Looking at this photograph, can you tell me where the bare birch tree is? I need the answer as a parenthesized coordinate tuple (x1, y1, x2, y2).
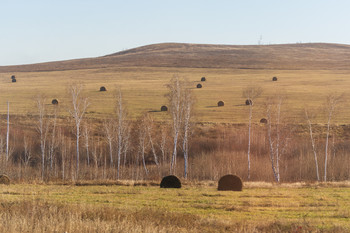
(114, 89, 129, 180)
(68, 84, 89, 179)
(22, 135, 32, 167)
(6, 101, 9, 162)
(324, 93, 342, 182)
(167, 76, 184, 175)
(304, 108, 320, 181)
(103, 119, 115, 169)
(83, 122, 91, 167)
(48, 105, 59, 173)
(36, 95, 50, 180)
(242, 86, 262, 180)
(138, 116, 149, 176)
(266, 95, 291, 182)
(144, 113, 160, 169)
(159, 125, 169, 166)
(182, 88, 193, 179)
(166, 76, 194, 177)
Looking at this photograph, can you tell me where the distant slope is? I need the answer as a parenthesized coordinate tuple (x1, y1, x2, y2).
(1, 42, 350, 72)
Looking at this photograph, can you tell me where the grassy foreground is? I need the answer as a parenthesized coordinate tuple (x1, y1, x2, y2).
(0, 182, 349, 232)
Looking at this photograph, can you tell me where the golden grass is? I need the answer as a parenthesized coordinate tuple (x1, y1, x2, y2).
(0, 182, 349, 232)
(1, 67, 350, 124)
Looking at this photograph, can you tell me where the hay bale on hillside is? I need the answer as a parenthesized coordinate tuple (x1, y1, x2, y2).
(12, 78, 16, 83)
(161, 105, 168, 111)
(217, 101, 224, 107)
(52, 99, 59, 105)
(100, 86, 107, 92)
(218, 174, 242, 191)
(272, 76, 278, 81)
(260, 118, 268, 124)
(201, 77, 206, 81)
(245, 99, 252, 105)
(197, 83, 202, 88)
(0, 174, 10, 185)
(160, 175, 181, 188)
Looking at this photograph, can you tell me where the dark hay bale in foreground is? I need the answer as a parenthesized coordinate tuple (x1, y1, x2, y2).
(260, 118, 268, 124)
(12, 78, 16, 83)
(245, 99, 252, 105)
(0, 174, 10, 185)
(218, 174, 243, 191)
(11, 75, 16, 80)
(201, 77, 206, 81)
(160, 175, 181, 188)
(100, 86, 107, 91)
(217, 101, 224, 107)
(196, 83, 202, 88)
(161, 105, 168, 111)
(272, 76, 278, 81)
(52, 99, 59, 105)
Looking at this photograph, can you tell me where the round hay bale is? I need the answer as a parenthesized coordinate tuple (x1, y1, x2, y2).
(12, 78, 16, 83)
(0, 174, 10, 185)
(196, 83, 202, 88)
(260, 118, 268, 124)
(272, 76, 278, 81)
(161, 105, 168, 111)
(245, 99, 252, 105)
(52, 99, 59, 105)
(11, 75, 16, 80)
(218, 174, 242, 191)
(201, 77, 206, 81)
(160, 175, 181, 188)
(100, 86, 107, 92)
(217, 101, 224, 107)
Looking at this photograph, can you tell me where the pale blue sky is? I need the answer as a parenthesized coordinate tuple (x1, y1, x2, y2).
(1, 0, 349, 65)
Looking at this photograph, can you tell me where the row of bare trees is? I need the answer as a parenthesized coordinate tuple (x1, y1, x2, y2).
(26, 78, 194, 181)
(243, 86, 344, 183)
(0, 79, 347, 183)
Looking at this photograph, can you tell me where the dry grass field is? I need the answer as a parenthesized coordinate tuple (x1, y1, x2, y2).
(0, 182, 350, 232)
(1, 67, 350, 124)
(1, 43, 350, 232)
(1, 43, 350, 124)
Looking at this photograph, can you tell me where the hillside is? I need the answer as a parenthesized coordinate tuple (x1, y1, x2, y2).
(1, 43, 350, 72)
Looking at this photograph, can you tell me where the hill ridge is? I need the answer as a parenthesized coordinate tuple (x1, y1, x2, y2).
(1, 42, 350, 72)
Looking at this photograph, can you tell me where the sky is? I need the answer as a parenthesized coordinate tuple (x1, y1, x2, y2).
(1, 0, 350, 66)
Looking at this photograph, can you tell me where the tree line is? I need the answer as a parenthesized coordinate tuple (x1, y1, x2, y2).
(0, 78, 348, 183)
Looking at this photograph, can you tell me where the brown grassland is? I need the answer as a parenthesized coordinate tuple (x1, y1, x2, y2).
(1, 43, 350, 232)
(1, 181, 350, 232)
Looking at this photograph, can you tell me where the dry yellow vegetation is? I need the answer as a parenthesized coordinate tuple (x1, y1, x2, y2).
(0, 67, 350, 124)
(0, 182, 349, 232)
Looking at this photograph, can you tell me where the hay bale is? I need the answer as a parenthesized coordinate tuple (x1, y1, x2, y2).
(52, 99, 59, 105)
(0, 174, 10, 185)
(217, 101, 224, 107)
(201, 77, 206, 81)
(272, 76, 278, 81)
(161, 105, 168, 111)
(11, 75, 16, 80)
(197, 83, 202, 88)
(160, 175, 181, 188)
(245, 99, 252, 105)
(12, 78, 16, 83)
(218, 174, 242, 191)
(100, 86, 107, 92)
(260, 118, 268, 124)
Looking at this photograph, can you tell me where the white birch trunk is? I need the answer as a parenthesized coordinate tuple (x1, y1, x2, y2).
(305, 109, 320, 181)
(6, 101, 9, 161)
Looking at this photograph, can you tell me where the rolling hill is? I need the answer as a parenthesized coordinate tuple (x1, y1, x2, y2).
(1, 42, 350, 72)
